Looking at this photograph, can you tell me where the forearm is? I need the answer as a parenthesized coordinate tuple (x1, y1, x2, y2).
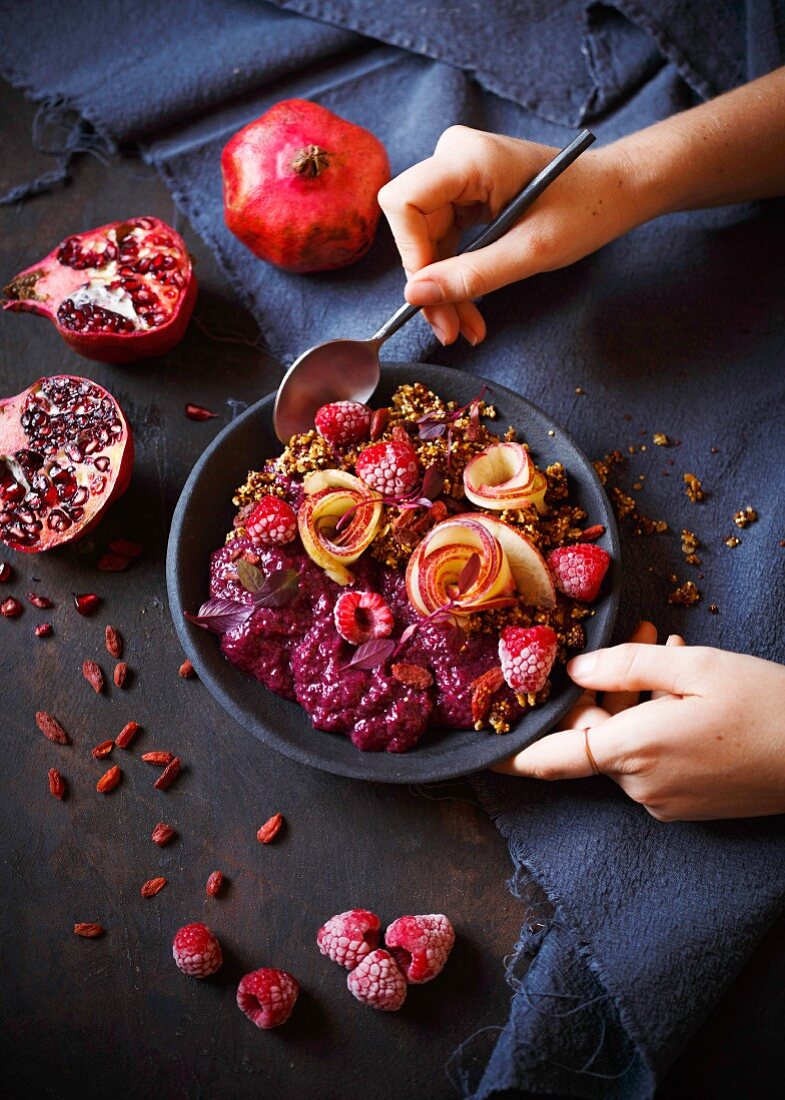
(605, 66, 785, 225)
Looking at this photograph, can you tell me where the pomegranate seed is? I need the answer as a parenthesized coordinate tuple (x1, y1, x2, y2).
(185, 403, 218, 421)
(73, 592, 100, 615)
(1, 597, 22, 618)
(0, 562, 11, 582)
(35, 622, 53, 638)
(27, 592, 52, 608)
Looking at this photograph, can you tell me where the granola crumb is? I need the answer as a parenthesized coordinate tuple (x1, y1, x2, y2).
(724, 535, 741, 548)
(683, 472, 705, 503)
(733, 506, 757, 528)
(681, 529, 701, 566)
(709, 603, 719, 614)
(668, 580, 701, 607)
(575, 387, 585, 396)
(710, 446, 719, 454)
(653, 432, 669, 447)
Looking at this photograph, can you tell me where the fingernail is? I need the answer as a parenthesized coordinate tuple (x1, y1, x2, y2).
(405, 279, 443, 306)
(568, 652, 596, 679)
(463, 327, 481, 347)
(431, 323, 447, 345)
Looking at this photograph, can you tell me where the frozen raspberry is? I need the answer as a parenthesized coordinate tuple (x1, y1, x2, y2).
(333, 591, 394, 645)
(172, 922, 222, 978)
(355, 440, 419, 497)
(547, 543, 610, 602)
(499, 625, 557, 694)
(385, 914, 455, 984)
(246, 495, 297, 546)
(347, 949, 407, 1011)
(314, 401, 372, 446)
(236, 967, 299, 1029)
(317, 908, 381, 970)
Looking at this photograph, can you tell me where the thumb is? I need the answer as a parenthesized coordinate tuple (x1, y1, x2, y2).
(404, 234, 532, 306)
(568, 641, 697, 696)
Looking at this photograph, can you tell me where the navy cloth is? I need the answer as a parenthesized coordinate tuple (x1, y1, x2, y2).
(2, 2, 785, 1096)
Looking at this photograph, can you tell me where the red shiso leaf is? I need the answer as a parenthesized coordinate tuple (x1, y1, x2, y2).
(457, 552, 481, 595)
(252, 567, 300, 609)
(420, 466, 443, 502)
(341, 638, 396, 672)
(185, 598, 253, 633)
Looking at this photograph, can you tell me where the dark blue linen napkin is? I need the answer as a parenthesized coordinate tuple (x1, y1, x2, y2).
(2, 2, 784, 1096)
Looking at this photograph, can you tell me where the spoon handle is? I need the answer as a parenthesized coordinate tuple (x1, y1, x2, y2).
(371, 127, 595, 345)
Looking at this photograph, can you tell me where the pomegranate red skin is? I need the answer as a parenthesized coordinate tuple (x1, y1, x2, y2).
(2, 217, 197, 364)
(0, 375, 133, 554)
(221, 99, 390, 273)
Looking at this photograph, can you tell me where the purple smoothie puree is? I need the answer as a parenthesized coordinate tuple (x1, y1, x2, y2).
(210, 535, 518, 753)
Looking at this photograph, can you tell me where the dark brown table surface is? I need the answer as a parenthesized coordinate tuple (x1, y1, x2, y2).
(1, 78, 783, 1100)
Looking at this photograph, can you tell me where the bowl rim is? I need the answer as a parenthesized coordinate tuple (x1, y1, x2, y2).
(166, 363, 621, 783)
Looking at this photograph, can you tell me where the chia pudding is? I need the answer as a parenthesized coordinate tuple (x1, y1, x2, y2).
(195, 383, 608, 754)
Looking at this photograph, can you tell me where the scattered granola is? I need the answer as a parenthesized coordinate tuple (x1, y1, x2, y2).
(668, 580, 701, 607)
(683, 472, 704, 503)
(653, 433, 669, 447)
(681, 529, 701, 566)
(733, 507, 757, 528)
(725, 535, 741, 548)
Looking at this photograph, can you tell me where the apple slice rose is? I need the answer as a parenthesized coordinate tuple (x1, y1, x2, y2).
(298, 469, 382, 585)
(468, 513, 556, 609)
(463, 442, 548, 513)
(405, 517, 516, 618)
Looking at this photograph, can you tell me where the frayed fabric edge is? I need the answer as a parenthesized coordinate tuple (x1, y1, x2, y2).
(0, 59, 117, 206)
(466, 773, 657, 1100)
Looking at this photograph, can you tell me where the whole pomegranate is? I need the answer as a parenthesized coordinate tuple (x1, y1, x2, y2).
(221, 99, 390, 273)
(2, 217, 196, 363)
(0, 375, 133, 552)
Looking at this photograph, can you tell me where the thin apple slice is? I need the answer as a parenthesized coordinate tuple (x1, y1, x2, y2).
(469, 513, 556, 609)
(298, 482, 382, 585)
(463, 442, 534, 509)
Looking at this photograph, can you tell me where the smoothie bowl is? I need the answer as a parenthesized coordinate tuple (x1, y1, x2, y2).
(167, 363, 619, 782)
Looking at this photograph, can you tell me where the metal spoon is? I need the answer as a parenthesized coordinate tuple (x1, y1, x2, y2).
(273, 128, 595, 442)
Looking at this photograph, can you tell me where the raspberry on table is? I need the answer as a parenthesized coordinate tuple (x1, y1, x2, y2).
(172, 922, 222, 978)
(333, 591, 394, 645)
(347, 949, 407, 1011)
(317, 908, 381, 970)
(314, 401, 372, 446)
(246, 495, 297, 546)
(384, 913, 455, 984)
(236, 967, 299, 1029)
(499, 625, 557, 694)
(355, 440, 419, 497)
(547, 543, 610, 602)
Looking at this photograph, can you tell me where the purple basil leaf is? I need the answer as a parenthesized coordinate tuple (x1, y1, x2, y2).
(398, 623, 419, 647)
(341, 637, 397, 671)
(418, 420, 446, 441)
(185, 598, 253, 634)
(235, 558, 265, 593)
(420, 465, 443, 502)
(457, 552, 481, 594)
(253, 567, 300, 609)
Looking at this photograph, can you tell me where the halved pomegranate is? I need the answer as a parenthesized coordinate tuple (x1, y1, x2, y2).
(2, 217, 196, 363)
(0, 375, 133, 553)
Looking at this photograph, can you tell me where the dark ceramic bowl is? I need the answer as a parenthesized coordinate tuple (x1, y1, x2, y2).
(166, 363, 620, 783)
